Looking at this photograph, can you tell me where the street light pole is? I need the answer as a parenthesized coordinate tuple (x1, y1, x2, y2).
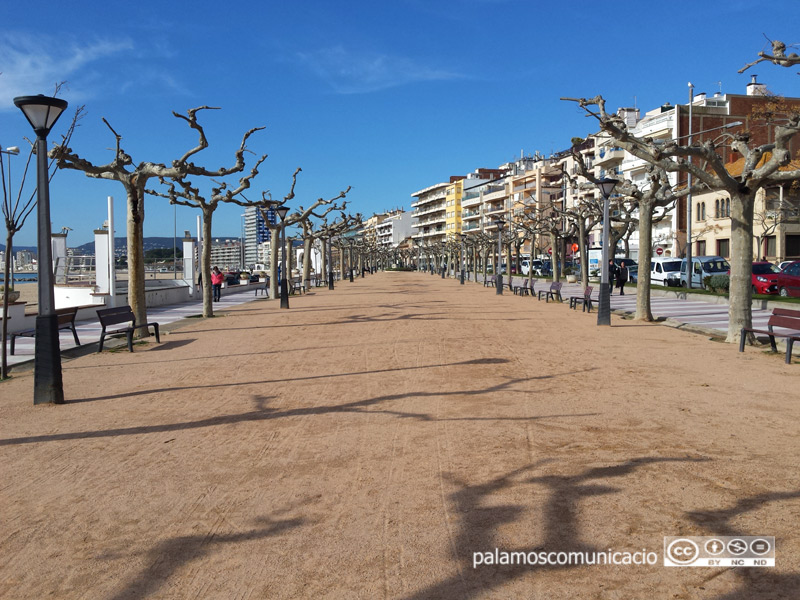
(460, 234, 465, 285)
(686, 82, 694, 289)
(13, 94, 68, 405)
(494, 218, 505, 295)
(276, 206, 290, 308)
(596, 178, 618, 326)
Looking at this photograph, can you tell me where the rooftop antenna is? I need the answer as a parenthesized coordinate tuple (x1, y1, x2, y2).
(717, 81, 723, 94)
(633, 95, 637, 109)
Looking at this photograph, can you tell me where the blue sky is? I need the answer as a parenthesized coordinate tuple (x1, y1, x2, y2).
(2, 0, 799, 247)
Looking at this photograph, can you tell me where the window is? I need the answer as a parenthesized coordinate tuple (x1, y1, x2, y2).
(696, 240, 706, 255)
(701, 203, 706, 220)
(696, 203, 701, 221)
(715, 199, 720, 218)
(725, 198, 730, 217)
(787, 235, 800, 258)
(765, 235, 777, 258)
(717, 239, 730, 258)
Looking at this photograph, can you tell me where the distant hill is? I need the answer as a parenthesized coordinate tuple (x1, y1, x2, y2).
(0, 244, 38, 255)
(71, 237, 188, 256)
(3, 236, 242, 257)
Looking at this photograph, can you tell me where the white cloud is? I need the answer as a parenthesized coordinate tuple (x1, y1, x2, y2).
(296, 45, 462, 94)
(0, 32, 133, 109)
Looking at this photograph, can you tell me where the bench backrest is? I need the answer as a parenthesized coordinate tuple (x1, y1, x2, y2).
(584, 286, 593, 298)
(97, 305, 136, 328)
(772, 307, 800, 319)
(768, 313, 800, 332)
(55, 306, 78, 326)
(550, 282, 563, 291)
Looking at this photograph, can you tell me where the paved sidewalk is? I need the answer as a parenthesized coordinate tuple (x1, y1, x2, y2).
(4, 288, 266, 368)
(488, 275, 781, 335)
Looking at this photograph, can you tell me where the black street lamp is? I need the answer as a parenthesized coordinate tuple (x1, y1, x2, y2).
(460, 234, 466, 285)
(595, 177, 619, 326)
(14, 94, 68, 405)
(493, 217, 505, 295)
(275, 205, 290, 308)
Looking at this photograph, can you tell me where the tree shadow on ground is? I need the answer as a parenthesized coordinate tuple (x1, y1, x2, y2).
(61, 357, 535, 401)
(108, 512, 306, 600)
(403, 456, 709, 599)
(686, 490, 800, 599)
(0, 367, 597, 446)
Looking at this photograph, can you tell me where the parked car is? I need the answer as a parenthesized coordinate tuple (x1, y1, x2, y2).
(650, 257, 682, 287)
(524, 259, 544, 275)
(777, 261, 794, 271)
(627, 264, 638, 283)
(613, 257, 637, 269)
(751, 261, 780, 295)
(776, 260, 800, 297)
(680, 256, 731, 289)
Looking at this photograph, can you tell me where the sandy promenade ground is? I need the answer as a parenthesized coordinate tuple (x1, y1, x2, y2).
(1, 272, 798, 599)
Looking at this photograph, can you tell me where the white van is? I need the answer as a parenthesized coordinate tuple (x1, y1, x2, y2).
(521, 259, 544, 276)
(680, 256, 730, 288)
(650, 257, 683, 287)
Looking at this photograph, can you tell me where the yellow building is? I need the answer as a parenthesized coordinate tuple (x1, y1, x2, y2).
(444, 179, 463, 239)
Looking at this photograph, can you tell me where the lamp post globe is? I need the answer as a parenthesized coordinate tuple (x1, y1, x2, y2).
(13, 94, 69, 405)
(595, 177, 618, 326)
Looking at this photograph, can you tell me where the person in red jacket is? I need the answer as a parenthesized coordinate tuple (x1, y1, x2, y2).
(210, 266, 224, 302)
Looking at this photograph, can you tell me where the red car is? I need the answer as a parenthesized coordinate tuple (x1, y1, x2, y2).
(776, 260, 800, 297)
(751, 262, 780, 295)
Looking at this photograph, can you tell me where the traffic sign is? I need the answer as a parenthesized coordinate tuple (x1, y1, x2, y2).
(572, 243, 579, 252)
(547, 248, 552, 255)
(656, 247, 664, 256)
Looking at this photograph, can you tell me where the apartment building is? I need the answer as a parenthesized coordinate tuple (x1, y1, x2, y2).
(210, 239, 243, 271)
(609, 76, 800, 260)
(244, 206, 275, 268)
(375, 210, 414, 247)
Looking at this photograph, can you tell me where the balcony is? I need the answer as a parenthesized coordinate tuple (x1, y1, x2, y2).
(594, 147, 624, 168)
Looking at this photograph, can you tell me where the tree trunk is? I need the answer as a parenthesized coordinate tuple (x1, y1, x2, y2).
(302, 235, 312, 290)
(320, 238, 328, 283)
(126, 186, 148, 336)
(269, 225, 280, 299)
(201, 207, 214, 318)
(550, 231, 560, 282)
(635, 202, 655, 322)
(727, 192, 756, 344)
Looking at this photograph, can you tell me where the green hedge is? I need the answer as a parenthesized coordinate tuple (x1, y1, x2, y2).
(704, 274, 730, 292)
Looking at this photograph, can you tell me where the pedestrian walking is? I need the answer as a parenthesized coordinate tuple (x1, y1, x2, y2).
(211, 266, 224, 302)
(617, 263, 629, 295)
(608, 259, 618, 291)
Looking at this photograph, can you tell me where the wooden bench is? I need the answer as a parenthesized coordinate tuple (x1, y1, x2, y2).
(569, 286, 594, 312)
(513, 279, 530, 296)
(483, 275, 496, 288)
(97, 305, 160, 353)
(739, 307, 800, 364)
(538, 281, 563, 303)
(10, 306, 81, 355)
